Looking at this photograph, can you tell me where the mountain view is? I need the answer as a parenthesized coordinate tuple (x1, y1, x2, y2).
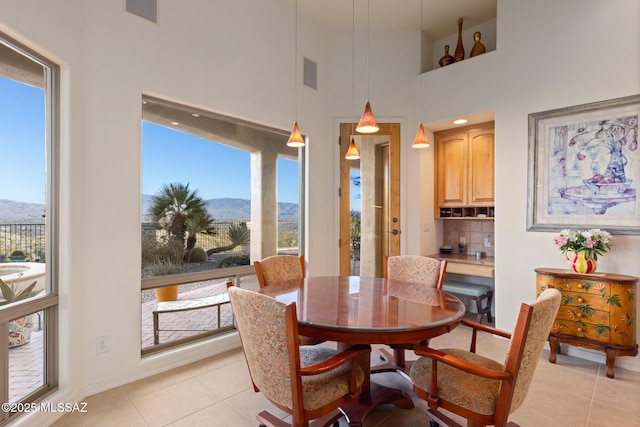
(0, 197, 298, 223)
(141, 196, 298, 222)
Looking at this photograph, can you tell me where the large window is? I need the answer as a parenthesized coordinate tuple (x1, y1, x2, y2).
(0, 34, 59, 424)
(141, 96, 304, 353)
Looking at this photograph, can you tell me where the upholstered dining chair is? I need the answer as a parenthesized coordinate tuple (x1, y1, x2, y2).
(254, 254, 323, 346)
(254, 254, 306, 288)
(373, 255, 447, 375)
(228, 286, 368, 427)
(409, 288, 561, 427)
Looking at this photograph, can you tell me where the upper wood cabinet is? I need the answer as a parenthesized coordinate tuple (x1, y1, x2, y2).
(435, 122, 494, 219)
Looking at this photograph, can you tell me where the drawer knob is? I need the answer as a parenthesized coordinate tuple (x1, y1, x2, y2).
(578, 298, 584, 303)
(577, 313, 583, 318)
(577, 284, 584, 289)
(577, 327, 583, 332)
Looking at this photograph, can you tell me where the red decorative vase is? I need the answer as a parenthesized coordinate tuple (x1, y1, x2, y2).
(566, 250, 597, 274)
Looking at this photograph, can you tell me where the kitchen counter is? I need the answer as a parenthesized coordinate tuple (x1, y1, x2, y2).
(427, 253, 495, 278)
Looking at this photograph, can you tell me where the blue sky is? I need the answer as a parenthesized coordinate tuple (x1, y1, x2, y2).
(142, 122, 300, 204)
(0, 77, 46, 204)
(0, 75, 300, 205)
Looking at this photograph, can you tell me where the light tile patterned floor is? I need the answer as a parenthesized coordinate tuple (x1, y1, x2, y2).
(50, 319, 640, 427)
(10, 278, 247, 401)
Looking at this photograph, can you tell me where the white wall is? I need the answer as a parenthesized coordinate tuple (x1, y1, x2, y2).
(0, 0, 638, 424)
(422, 0, 640, 372)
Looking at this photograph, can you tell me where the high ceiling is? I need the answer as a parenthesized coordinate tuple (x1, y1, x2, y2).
(284, 0, 497, 40)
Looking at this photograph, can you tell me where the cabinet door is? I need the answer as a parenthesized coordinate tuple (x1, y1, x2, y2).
(469, 127, 495, 205)
(437, 133, 467, 207)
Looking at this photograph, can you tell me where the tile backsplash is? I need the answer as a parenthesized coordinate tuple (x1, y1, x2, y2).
(442, 220, 494, 257)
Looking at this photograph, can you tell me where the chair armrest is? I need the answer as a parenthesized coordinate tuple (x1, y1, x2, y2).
(413, 345, 512, 381)
(461, 318, 511, 353)
(299, 344, 370, 376)
(461, 319, 511, 339)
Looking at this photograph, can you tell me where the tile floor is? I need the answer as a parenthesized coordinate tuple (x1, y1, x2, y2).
(51, 319, 640, 427)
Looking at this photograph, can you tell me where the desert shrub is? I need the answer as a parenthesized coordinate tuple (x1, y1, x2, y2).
(10, 250, 25, 257)
(218, 254, 250, 268)
(189, 247, 208, 263)
(149, 260, 180, 276)
(141, 235, 184, 266)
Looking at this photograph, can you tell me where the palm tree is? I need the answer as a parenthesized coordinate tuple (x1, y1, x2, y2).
(148, 183, 214, 254)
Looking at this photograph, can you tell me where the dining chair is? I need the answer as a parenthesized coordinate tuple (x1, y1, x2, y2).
(228, 286, 369, 427)
(373, 255, 447, 375)
(254, 254, 306, 288)
(254, 254, 323, 346)
(409, 288, 561, 427)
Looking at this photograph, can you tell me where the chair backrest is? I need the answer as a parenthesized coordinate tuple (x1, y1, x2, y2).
(228, 286, 300, 411)
(254, 254, 305, 288)
(499, 288, 561, 419)
(384, 255, 447, 301)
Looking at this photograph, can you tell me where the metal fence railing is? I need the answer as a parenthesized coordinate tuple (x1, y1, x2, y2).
(142, 221, 299, 253)
(0, 223, 46, 262)
(0, 221, 299, 263)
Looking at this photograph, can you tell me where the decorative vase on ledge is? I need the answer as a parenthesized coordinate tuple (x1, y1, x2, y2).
(454, 18, 465, 62)
(566, 250, 598, 274)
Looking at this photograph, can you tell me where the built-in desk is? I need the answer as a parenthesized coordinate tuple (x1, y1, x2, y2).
(427, 253, 495, 278)
(428, 254, 495, 323)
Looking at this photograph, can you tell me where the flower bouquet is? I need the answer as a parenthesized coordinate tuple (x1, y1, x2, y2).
(553, 229, 612, 273)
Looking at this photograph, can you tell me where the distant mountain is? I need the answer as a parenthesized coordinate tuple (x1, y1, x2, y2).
(0, 199, 45, 223)
(142, 196, 297, 222)
(0, 196, 298, 223)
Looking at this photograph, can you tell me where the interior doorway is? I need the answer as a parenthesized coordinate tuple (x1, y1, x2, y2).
(339, 123, 400, 276)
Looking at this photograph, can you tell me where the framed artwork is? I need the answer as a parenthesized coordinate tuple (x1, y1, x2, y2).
(527, 94, 640, 234)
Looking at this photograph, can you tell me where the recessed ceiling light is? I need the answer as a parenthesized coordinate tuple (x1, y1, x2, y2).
(170, 121, 179, 126)
(453, 119, 468, 125)
(191, 113, 200, 117)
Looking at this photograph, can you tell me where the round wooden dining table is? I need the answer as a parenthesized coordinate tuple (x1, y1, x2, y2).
(258, 275, 466, 426)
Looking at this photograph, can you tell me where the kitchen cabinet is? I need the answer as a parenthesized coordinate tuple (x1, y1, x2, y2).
(535, 268, 638, 378)
(434, 122, 494, 219)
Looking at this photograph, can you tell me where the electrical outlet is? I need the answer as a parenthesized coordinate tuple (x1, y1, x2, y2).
(423, 223, 429, 232)
(96, 336, 109, 354)
(484, 234, 492, 247)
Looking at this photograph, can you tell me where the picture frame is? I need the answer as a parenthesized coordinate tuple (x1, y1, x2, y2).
(527, 94, 640, 234)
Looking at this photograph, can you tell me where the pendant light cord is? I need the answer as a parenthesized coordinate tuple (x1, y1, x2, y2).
(352, 0, 356, 134)
(419, 0, 422, 122)
(294, 0, 298, 122)
(366, 0, 370, 101)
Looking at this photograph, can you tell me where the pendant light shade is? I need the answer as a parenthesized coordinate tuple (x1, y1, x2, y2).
(412, 123, 430, 148)
(287, 121, 304, 147)
(345, 137, 360, 160)
(356, 100, 379, 133)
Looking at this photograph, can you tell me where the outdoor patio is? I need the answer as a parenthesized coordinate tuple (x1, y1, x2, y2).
(9, 274, 261, 402)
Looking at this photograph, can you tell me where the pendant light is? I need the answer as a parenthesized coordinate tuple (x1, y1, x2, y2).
(356, 0, 379, 134)
(287, 0, 304, 147)
(345, 0, 360, 160)
(412, 0, 430, 148)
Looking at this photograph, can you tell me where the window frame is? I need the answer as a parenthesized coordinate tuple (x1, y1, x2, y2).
(0, 31, 60, 422)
